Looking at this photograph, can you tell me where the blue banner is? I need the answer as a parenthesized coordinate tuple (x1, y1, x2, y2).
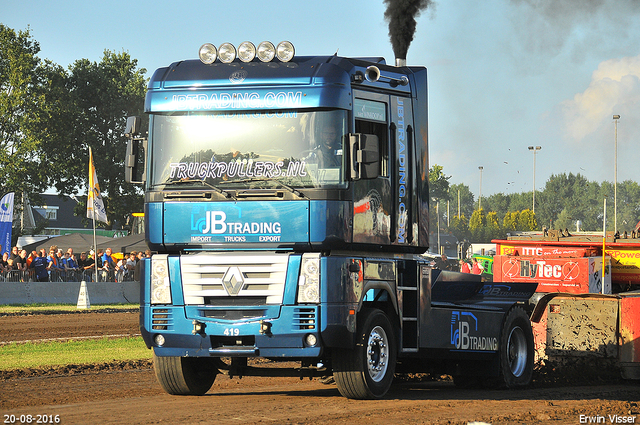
(0, 192, 15, 255)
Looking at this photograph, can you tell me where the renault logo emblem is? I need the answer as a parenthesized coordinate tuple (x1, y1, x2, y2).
(222, 266, 244, 296)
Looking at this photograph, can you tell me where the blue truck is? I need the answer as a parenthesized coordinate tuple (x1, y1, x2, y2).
(125, 41, 537, 399)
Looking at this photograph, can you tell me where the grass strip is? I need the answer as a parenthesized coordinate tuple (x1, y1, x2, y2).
(0, 336, 151, 370)
(0, 304, 138, 314)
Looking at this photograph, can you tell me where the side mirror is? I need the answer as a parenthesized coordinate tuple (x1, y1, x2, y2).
(349, 133, 380, 180)
(125, 116, 146, 185)
(125, 116, 141, 138)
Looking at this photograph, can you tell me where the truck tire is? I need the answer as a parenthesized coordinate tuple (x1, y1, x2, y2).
(495, 306, 534, 388)
(153, 353, 218, 395)
(333, 308, 397, 399)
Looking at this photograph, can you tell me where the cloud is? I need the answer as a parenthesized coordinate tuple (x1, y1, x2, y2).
(560, 55, 640, 142)
(508, 0, 640, 61)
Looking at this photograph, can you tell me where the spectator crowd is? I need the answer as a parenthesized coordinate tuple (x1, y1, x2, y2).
(0, 244, 150, 283)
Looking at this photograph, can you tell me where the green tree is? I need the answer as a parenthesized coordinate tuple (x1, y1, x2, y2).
(518, 209, 537, 231)
(503, 211, 519, 232)
(554, 207, 574, 231)
(0, 25, 49, 197)
(486, 211, 502, 240)
(469, 208, 487, 242)
(38, 50, 148, 228)
(429, 164, 451, 237)
(449, 213, 469, 242)
(449, 183, 475, 222)
(429, 164, 450, 201)
(484, 192, 510, 216)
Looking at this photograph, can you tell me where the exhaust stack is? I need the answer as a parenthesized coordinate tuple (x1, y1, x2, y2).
(384, 0, 432, 67)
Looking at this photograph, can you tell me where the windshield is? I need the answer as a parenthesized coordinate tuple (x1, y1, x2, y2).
(148, 110, 348, 189)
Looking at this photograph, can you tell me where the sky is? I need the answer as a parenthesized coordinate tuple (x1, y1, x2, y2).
(3, 0, 640, 198)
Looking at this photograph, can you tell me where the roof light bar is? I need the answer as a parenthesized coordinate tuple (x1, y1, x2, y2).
(198, 43, 217, 64)
(257, 41, 276, 62)
(199, 41, 294, 64)
(218, 43, 236, 63)
(276, 41, 295, 62)
(238, 41, 256, 62)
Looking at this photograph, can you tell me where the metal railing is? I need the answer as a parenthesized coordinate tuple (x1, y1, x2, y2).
(0, 268, 137, 283)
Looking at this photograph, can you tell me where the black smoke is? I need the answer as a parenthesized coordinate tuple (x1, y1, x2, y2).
(383, 0, 434, 60)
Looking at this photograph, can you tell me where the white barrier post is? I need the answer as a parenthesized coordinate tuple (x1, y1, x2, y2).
(77, 280, 91, 309)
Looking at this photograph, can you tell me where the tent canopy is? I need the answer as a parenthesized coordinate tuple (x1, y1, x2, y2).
(24, 233, 113, 254)
(97, 233, 148, 254)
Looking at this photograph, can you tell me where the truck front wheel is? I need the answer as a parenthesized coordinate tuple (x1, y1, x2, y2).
(153, 353, 218, 395)
(496, 306, 534, 388)
(333, 308, 397, 399)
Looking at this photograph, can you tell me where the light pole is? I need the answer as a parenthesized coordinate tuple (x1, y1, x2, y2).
(478, 166, 483, 210)
(528, 146, 542, 214)
(613, 114, 620, 234)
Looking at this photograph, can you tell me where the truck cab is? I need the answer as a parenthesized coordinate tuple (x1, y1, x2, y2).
(127, 41, 535, 399)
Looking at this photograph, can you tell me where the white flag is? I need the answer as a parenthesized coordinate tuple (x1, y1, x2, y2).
(87, 148, 108, 224)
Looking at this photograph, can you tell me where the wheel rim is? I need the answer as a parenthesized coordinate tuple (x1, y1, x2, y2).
(366, 325, 389, 382)
(507, 325, 527, 377)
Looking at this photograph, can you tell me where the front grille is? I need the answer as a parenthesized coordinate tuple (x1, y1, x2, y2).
(151, 308, 173, 330)
(293, 307, 316, 330)
(201, 310, 267, 320)
(181, 253, 288, 305)
(204, 296, 267, 306)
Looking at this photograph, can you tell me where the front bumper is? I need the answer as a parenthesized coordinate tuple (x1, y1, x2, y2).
(142, 304, 323, 358)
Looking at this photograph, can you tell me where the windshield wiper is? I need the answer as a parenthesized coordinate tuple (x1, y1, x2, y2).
(219, 178, 308, 199)
(160, 179, 235, 199)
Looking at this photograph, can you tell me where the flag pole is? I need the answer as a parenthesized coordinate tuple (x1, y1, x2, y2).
(93, 210, 98, 282)
(87, 147, 108, 282)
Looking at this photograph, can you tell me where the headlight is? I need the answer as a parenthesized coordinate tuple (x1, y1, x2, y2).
(276, 41, 295, 62)
(238, 41, 256, 62)
(198, 41, 295, 63)
(151, 254, 171, 304)
(257, 41, 276, 62)
(218, 42, 237, 63)
(199, 43, 217, 64)
(297, 254, 320, 303)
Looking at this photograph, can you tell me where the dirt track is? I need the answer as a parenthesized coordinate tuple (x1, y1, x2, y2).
(1, 310, 639, 424)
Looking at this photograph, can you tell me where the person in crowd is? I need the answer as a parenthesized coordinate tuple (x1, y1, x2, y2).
(6, 258, 14, 272)
(471, 257, 485, 275)
(102, 248, 115, 271)
(66, 248, 76, 272)
(56, 249, 64, 268)
(133, 251, 146, 282)
(95, 248, 108, 281)
(15, 249, 27, 271)
(46, 246, 64, 281)
(77, 251, 94, 270)
(26, 251, 37, 268)
(434, 254, 451, 271)
(114, 255, 126, 282)
(125, 251, 137, 277)
(459, 259, 471, 273)
(77, 251, 95, 281)
(26, 251, 37, 281)
(14, 249, 28, 281)
(31, 249, 49, 282)
(0, 252, 8, 272)
(8, 246, 22, 279)
(9, 246, 19, 262)
(62, 250, 80, 281)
